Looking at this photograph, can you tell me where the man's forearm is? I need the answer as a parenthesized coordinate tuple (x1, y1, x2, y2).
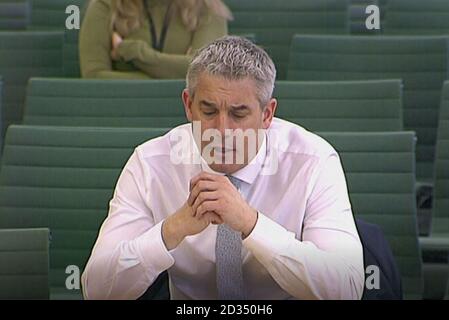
(243, 213, 365, 299)
(82, 220, 175, 299)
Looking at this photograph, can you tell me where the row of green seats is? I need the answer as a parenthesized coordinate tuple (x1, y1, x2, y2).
(0, 31, 63, 144)
(323, 131, 421, 299)
(0, 5, 448, 148)
(0, 0, 87, 31)
(349, 0, 384, 35)
(0, 126, 422, 299)
(0, 30, 254, 143)
(1, 0, 349, 79)
(3, 0, 449, 80)
(384, 0, 449, 35)
(287, 34, 448, 182)
(28, 0, 86, 30)
(0, 125, 167, 299)
(350, 0, 449, 35)
(223, 0, 449, 75)
(226, 0, 350, 79)
(4, 0, 449, 35)
(23, 78, 403, 132)
(3, 0, 347, 80)
(2, 32, 447, 168)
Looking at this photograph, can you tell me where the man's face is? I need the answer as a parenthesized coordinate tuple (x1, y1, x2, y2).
(182, 72, 277, 174)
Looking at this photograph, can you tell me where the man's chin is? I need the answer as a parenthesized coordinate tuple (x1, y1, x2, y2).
(208, 163, 246, 175)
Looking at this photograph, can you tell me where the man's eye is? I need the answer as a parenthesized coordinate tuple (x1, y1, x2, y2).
(202, 111, 216, 116)
(232, 113, 246, 119)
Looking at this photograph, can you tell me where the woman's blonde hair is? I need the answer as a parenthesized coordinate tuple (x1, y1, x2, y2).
(110, 0, 232, 37)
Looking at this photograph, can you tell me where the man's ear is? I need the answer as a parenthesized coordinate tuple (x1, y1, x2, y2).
(262, 98, 277, 129)
(182, 89, 194, 122)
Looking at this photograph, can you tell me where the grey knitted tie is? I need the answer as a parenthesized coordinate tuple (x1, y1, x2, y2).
(215, 175, 245, 300)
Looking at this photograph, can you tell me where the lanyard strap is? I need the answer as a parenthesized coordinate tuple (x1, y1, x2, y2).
(144, 0, 173, 52)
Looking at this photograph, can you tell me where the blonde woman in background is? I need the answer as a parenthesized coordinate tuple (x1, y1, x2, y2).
(80, 0, 232, 79)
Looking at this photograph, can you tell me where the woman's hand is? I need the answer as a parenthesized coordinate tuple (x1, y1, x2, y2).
(111, 32, 123, 61)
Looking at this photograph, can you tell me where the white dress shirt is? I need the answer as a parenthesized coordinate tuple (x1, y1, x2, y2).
(81, 118, 365, 300)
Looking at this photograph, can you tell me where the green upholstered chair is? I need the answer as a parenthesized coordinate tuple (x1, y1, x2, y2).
(63, 29, 80, 77)
(349, 0, 383, 34)
(24, 78, 402, 133)
(384, 0, 449, 35)
(29, 0, 86, 30)
(24, 79, 187, 128)
(0, 228, 50, 299)
(321, 131, 422, 300)
(0, 125, 169, 299)
(287, 34, 448, 182)
(28, 0, 87, 76)
(275, 79, 402, 132)
(0, 31, 63, 145)
(226, 0, 349, 79)
(0, 0, 30, 30)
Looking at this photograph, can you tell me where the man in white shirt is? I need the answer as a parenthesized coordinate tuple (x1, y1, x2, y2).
(82, 36, 365, 300)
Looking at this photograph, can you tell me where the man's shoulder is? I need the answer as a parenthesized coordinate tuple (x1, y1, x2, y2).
(269, 118, 338, 160)
(135, 123, 192, 160)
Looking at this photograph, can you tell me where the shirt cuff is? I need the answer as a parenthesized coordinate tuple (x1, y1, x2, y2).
(135, 220, 175, 276)
(243, 212, 296, 259)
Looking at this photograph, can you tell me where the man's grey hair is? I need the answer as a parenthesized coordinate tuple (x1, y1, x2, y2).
(186, 36, 277, 107)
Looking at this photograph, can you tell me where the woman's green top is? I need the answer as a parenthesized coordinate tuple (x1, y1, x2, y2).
(80, 0, 228, 79)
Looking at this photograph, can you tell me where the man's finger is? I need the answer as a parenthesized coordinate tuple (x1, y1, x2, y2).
(190, 171, 223, 191)
(197, 200, 220, 218)
(188, 180, 218, 206)
(192, 191, 219, 217)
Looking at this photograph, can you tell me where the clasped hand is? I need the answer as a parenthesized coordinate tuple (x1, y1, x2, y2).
(162, 172, 258, 250)
(188, 172, 257, 236)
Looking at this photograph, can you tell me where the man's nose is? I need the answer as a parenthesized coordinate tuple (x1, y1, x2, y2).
(215, 113, 231, 136)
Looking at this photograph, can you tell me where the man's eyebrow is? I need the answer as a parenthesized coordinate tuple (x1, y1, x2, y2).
(199, 100, 216, 107)
(231, 105, 250, 111)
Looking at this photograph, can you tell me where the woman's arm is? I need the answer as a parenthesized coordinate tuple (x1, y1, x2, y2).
(116, 13, 228, 78)
(79, 0, 150, 79)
